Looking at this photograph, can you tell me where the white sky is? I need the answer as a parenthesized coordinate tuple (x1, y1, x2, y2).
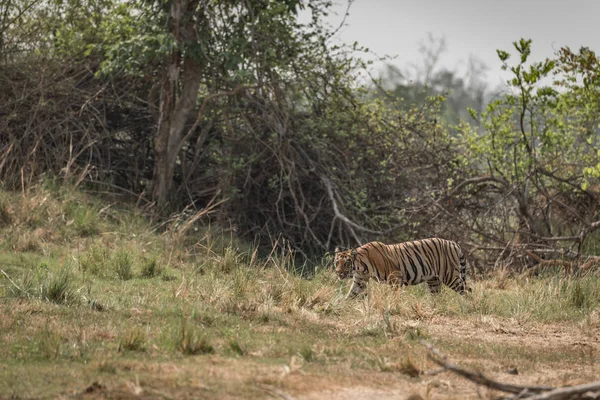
(307, 0, 600, 87)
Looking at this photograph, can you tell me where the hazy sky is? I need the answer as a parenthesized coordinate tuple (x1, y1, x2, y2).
(313, 0, 600, 86)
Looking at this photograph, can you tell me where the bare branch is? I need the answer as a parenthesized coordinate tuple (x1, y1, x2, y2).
(523, 381, 600, 400)
(180, 85, 251, 152)
(420, 340, 553, 395)
(321, 175, 382, 236)
(445, 175, 508, 199)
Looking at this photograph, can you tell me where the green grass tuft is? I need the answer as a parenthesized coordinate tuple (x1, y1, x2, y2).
(140, 256, 162, 278)
(118, 329, 147, 352)
(113, 250, 133, 280)
(43, 268, 77, 305)
(176, 319, 214, 356)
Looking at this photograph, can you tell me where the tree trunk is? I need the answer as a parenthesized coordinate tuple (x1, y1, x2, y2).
(151, 0, 202, 207)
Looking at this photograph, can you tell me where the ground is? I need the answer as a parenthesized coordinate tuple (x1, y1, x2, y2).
(0, 187, 599, 399)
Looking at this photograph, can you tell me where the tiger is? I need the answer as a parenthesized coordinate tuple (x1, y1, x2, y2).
(334, 238, 470, 298)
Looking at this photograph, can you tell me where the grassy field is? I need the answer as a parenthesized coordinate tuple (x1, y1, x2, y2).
(1, 185, 599, 399)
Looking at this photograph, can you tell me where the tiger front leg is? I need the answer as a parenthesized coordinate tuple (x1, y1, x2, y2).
(346, 274, 369, 299)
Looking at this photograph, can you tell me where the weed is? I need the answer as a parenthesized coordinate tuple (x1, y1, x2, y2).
(382, 311, 398, 336)
(571, 281, 587, 309)
(216, 246, 242, 274)
(35, 328, 62, 360)
(176, 319, 214, 355)
(118, 329, 147, 352)
(113, 250, 133, 280)
(42, 268, 77, 305)
(403, 326, 429, 342)
(98, 362, 117, 374)
(297, 345, 314, 362)
(140, 256, 162, 278)
(228, 339, 246, 356)
(79, 244, 109, 276)
(65, 202, 101, 237)
(88, 298, 105, 312)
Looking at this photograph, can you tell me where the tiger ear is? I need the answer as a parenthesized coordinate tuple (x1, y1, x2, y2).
(334, 246, 342, 253)
(351, 248, 358, 258)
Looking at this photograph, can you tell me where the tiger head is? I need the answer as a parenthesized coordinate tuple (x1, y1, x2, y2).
(333, 247, 357, 280)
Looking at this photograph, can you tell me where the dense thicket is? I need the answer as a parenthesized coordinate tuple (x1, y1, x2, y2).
(1, 1, 599, 269)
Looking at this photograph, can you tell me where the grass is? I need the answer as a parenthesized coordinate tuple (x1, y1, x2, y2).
(0, 184, 599, 399)
(175, 318, 215, 355)
(118, 329, 147, 352)
(112, 250, 134, 280)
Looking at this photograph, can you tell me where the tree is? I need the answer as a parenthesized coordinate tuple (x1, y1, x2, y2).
(100, 0, 306, 207)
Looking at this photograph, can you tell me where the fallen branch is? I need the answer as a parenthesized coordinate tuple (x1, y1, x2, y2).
(420, 340, 553, 395)
(420, 340, 600, 399)
(523, 382, 600, 400)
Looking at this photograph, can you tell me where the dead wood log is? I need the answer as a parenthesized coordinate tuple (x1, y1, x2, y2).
(522, 381, 600, 400)
(420, 340, 600, 399)
(420, 340, 553, 395)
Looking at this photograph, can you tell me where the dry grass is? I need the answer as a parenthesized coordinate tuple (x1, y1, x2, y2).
(0, 185, 599, 399)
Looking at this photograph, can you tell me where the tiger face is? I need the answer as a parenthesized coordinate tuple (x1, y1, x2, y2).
(334, 247, 355, 280)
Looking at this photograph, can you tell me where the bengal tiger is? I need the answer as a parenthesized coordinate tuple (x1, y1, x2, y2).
(334, 238, 470, 298)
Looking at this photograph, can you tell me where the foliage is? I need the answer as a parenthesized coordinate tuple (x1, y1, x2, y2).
(453, 40, 600, 267)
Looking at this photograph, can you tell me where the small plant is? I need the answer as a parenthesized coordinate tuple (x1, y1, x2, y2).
(88, 298, 105, 312)
(570, 281, 592, 309)
(140, 256, 162, 278)
(79, 244, 109, 276)
(118, 329, 147, 352)
(369, 355, 394, 372)
(113, 250, 133, 280)
(297, 345, 314, 362)
(98, 361, 117, 374)
(43, 269, 77, 305)
(217, 246, 242, 274)
(192, 310, 215, 327)
(403, 326, 429, 342)
(228, 339, 246, 356)
(382, 311, 398, 336)
(36, 328, 62, 359)
(176, 319, 214, 355)
(66, 202, 101, 237)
